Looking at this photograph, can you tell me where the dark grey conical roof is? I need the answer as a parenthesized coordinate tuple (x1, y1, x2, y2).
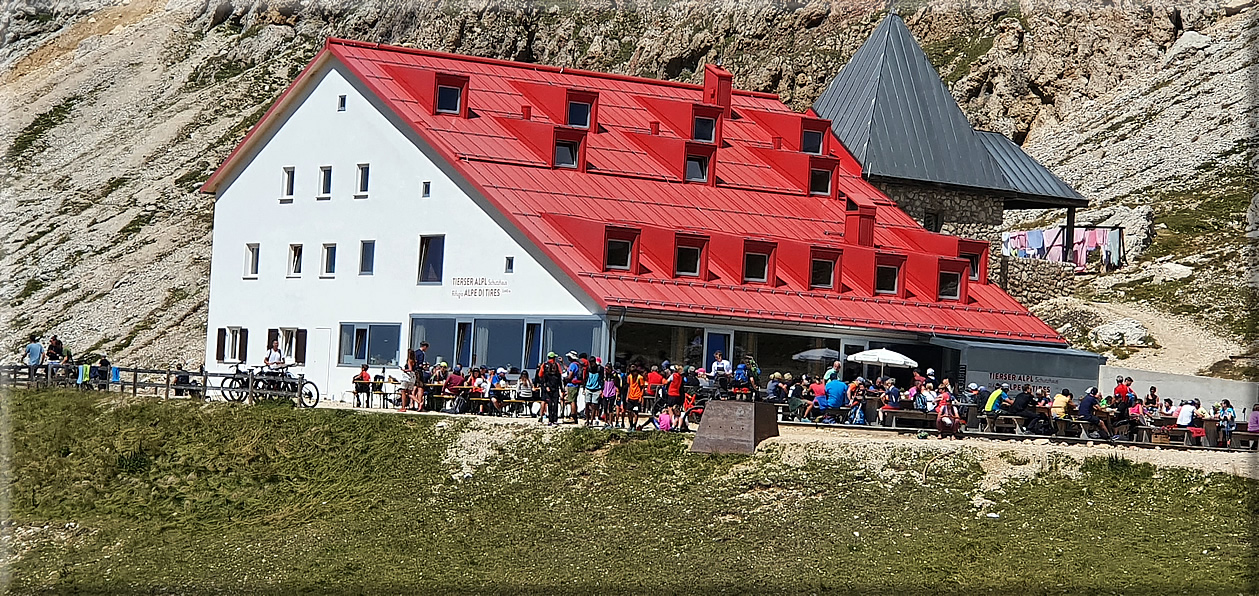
(812, 14, 1085, 207)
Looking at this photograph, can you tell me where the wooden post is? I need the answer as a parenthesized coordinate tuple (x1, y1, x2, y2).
(164, 371, 172, 400)
(296, 373, 305, 405)
(131, 369, 138, 397)
(1063, 206, 1076, 265)
(201, 369, 209, 401)
(246, 369, 255, 405)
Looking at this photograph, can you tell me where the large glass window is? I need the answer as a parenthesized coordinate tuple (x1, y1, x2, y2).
(339, 323, 400, 366)
(524, 322, 542, 369)
(473, 319, 525, 369)
(544, 319, 601, 359)
(410, 317, 456, 366)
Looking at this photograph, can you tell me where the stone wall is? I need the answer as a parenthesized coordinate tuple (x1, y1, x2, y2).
(873, 181, 1004, 241)
(993, 256, 1076, 307)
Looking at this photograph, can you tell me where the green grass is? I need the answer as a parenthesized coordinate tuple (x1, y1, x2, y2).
(5, 95, 81, 166)
(5, 390, 1257, 594)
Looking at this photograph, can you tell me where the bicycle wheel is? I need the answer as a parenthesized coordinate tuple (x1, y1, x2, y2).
(299, 381, 320, 408)
(221, 376, 246, 402)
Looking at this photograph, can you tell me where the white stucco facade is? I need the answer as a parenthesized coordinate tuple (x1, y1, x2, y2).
(205, 60, 599, 397)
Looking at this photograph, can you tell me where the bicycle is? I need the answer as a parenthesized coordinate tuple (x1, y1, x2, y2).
(220, 363, 250, 402)
(254, 364, 321, 408)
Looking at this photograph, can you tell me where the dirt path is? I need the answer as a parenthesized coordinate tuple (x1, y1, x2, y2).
(1088, 301, 1244, 376)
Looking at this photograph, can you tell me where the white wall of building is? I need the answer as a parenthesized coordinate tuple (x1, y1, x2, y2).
(205, 60, 595, 398)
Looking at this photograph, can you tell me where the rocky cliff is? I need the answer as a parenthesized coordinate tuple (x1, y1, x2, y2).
(1, 0, 1254, 378)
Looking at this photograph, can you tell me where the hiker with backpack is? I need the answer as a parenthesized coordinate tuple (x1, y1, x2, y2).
(563, 351, 585, 424)
(624, 365, 648, 430)
(583, 357, 604, 427)
(540, 352, 563, 425)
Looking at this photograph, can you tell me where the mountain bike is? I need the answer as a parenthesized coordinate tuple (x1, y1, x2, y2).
(254, 365, 321, 408)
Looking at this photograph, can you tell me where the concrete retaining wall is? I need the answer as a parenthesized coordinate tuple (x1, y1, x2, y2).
(1100, 365, 1259, 409)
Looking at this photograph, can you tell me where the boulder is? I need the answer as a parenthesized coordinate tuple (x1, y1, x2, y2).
(1223, 0, 1256, 16)
(1162, 31, 1212, 66)
(1151, 262, 1193, 282)
(1089, 318, 1151, 347)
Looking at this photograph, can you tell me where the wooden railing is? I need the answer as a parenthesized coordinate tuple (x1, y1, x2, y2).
(0, 363, 309, 404)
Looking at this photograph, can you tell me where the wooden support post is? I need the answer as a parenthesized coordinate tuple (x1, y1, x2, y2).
(201, 369, 209, 401)
(164, 371, 172, 400)
(246, 369, 255, 405)
(1063, 206, 1076, 265)
(296, 373, 305, 405)
(131, 369, 138, 397)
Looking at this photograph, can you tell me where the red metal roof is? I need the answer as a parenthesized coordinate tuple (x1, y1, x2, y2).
(205, 38, 1064, 345)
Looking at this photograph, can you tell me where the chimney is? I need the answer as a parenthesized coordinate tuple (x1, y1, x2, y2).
(703, 64, 733, 116)
(521, 105, 531, 120)
(772, 136, 783, 150)
(845, 205, 877, 247)
(649, 121, 660, 135)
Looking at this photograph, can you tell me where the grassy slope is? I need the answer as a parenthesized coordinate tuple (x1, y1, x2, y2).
(4, 390, 1257, 594)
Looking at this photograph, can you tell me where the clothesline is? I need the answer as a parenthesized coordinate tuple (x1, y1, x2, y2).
(1001, 225, 1125, 272)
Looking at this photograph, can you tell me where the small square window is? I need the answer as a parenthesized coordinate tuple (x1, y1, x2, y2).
(436, 85, 462, 114)
(555, 140, 580, 168)
(606, 238, 633, 270)
(923, 211, 944, 233)
(337, 95, 347, 111)
(802, 129, 823, 154)
(244, 243, 260, 278)
(568, 101, 591, 128)
(322, 244, 336, 276)
(356, 164, 370, 195)
(963, 253, 981, 281)
(421, 181, 431, 198)
(505, 256, 515, 274)
(810, 258, 834, 289)
(288, 244, 303, 276)
(875, 265, 899, 294)
(319, 166, 332, 196)
(281, 167, 295, 199)
(359, 240, 375, 275)
(809, 168, 832, 195)
(685, 155, 709, 182)
(744, 252, 769, 283)
(693, 116, 716, 143)
(939, 271, 961, 300)
(676, 245, 701, 277)
(418, 235, 444, 283)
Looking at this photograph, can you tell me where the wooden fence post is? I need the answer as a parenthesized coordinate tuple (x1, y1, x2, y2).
(246, 369, 255, 406)
(296, 373, 305, 405)
(201, 369, 209, 401)
(131, 369, 138, 397)
(164, 371, 172, 400)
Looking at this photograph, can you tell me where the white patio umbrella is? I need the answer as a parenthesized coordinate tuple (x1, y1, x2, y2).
(845, 348, 918, 378)
(791, 347, 840, 362)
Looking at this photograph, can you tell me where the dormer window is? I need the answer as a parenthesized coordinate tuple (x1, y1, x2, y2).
(809, 168, 832, 195)
(693, 116, 716, 143)
(802, 129, 823, 154)
(568, 101, 591, 128)
(676, 246, 701, 277)
(875, 265, 899, 295)
(963, 253, 981, 281)
(555, 140, 580, 168)
(606, 238, 633, 270)
(436, 85, 462, 114)
(685, 155, 709, 182)
(811, 258, 835, 289)
(939, 271, 962, 300)
(744, 252, 770, 283)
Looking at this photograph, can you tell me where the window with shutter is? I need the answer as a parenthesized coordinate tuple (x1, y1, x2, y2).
(294, 329, 308, 365)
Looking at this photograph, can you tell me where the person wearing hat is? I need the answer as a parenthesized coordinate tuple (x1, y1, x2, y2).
(925, 367, 937, 385)
(539, 352, 563, 424)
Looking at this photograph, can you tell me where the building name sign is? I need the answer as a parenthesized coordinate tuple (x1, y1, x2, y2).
(987, 372, 1062, 385)
(451, 277, 511, 299)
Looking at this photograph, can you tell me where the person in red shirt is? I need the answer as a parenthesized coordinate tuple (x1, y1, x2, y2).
(646, 365, 665, 400)
(352, 364, 371, 408)
(665, 365, 684, 418)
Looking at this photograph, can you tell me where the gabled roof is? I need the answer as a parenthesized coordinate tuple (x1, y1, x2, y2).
(204, 38, 1065, 345)
(812, 14, 1086, 208)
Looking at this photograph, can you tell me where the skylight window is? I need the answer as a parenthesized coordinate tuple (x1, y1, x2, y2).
(568, 101, 591, 128)
(685, 155, 709, 182)
(436, 85, 462, 114)
(693, 116, 716, 143)
(555, 140, 580, 168)
(802, 129, 823, 154)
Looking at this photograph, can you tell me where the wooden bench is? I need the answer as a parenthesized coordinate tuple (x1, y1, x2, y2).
(1228, 431, 1258, 449)
(885, 409, 936, 429)
(979, 414, 1024, 434)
